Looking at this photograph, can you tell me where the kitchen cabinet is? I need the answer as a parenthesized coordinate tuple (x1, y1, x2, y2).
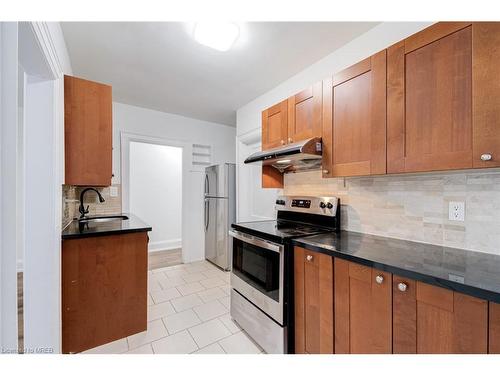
(62, 232, 148, 353)
(64, 75, 113, 186)
(262, 99, 288, 150)
(387, 22, 500, 173)
(490, 302, 500, 353)
(294, 247, 333, 354)
(393, 277, 488, 353)
(322, 50, 386, 177)
(287, 83, 322, 144)
(334, 258, 392, 353)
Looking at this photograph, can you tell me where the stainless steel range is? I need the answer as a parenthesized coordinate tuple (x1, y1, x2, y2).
(228, 196, 340, 354)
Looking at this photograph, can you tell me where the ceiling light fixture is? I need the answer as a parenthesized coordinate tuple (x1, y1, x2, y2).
(193, 22, 240, 52)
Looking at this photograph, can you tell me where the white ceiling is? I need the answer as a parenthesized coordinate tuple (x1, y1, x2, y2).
(61, 22, 378, 126)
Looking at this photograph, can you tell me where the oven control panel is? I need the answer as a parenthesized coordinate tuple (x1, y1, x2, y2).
(291, 199, 311, 208)
(275, 196, 338, 216)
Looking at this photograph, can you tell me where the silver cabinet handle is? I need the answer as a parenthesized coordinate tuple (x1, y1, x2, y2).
(322, 169, 329, 174)
(375, 275, 384, 284)
(398, 282, 408, 292)
(288, 138, 293, 143)
(481, 153, 492, 161)
(280, 139, 285, 145)
(306, 255, 313, 262)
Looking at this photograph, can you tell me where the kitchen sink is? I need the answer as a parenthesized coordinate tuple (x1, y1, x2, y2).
(78, 215, 129, 223)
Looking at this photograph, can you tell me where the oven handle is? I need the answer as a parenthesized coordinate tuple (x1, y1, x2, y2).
(229, 230, 283, 253)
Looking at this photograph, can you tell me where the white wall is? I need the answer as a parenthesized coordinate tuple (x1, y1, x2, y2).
(114, 102, 236, 263)
(129, 142, 183, 251)
(235, 22, 433, 221)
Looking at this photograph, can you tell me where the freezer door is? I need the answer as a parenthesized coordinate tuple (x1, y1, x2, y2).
(205, 165, 219, 197)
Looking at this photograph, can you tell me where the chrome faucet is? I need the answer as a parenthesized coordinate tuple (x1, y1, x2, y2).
(79, 188, 105, 219)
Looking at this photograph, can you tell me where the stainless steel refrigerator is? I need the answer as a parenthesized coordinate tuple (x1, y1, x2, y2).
(204, 163, 236, 270)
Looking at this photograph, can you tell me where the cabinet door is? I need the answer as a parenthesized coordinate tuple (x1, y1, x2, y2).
(262, 100, 288, 150)
(287, 82, 322, 144)
(416, 282, 487, 353)
(294, 247, 333, 354)
(392, 276, 417, 353)
(64, 75, 112, 186)
(387, 23, 473, 173)
(322, 50, 386, 177)
(62, 232, 148, 353)
(472, 23, 500, 169)
(489, 302, 500, 353)
(334, 258, 392, 353)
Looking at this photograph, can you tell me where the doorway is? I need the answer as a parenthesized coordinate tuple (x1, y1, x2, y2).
(129, 141, 183, 267)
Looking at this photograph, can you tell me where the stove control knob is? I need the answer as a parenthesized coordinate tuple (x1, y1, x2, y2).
(319, 202, 326, 209)
(326, 202, 334, 209)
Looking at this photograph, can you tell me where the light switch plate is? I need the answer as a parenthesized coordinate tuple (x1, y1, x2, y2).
(448, 201, 465, 221)
(109, 186, 118, 197)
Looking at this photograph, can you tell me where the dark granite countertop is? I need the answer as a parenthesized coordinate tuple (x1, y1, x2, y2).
(292, 231, 500, 303)
(62, 213, 152, 240)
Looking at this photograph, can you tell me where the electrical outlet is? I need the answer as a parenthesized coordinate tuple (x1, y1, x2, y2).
(448, 201, 465, 221)
(109, 186, 118, 197)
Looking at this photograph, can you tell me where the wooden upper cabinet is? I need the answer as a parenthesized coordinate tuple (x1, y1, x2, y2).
(393, 277, 488, 354)
(65, 75, 113, 186)
(388, 22, 500, 173)
(472, 22, 500, 169)
(322, 50, 387, 178)
(294, 247, 333, 354)
(334, 258, 392, 354)
(262, 100, 288, 150)
(287, 82, 322, 144)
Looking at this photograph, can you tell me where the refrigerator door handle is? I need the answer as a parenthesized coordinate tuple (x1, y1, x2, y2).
(204, 174, 209, 196)
(204, 198, 209, 231)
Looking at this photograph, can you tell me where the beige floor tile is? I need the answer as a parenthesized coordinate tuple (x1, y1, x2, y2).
(176, 281, 206, 296)
(148, 279, 163, 292)
(163, 309, 202, 334)
(82, 338, 128, 354)
(171, 294, 204, 312)
(218, 332, 261, 354)
(147, 293, 154, 306)
(200, 277, 226, 289)
(159, 276, 186, 289)
(149, 272, 167, 284)
(150, 287, 181, 304)
(127, 319, 168, 350)
(188, 318, 231, 348)
(193, 300, 228, 321)
(197, 287, 227, 303)
(193, 342, 225, 354)
(125, 343, 154, 354)
(219, 285, 230, 295)
(152, 266, 177, 274)
(165, 268, 188, 278)
(218, 314, 241, 334)
(148, 301, 176, 321)
(182, 272, 208, 283)
(201, 269, 227, 279)
(152, 330, 198, 354)
(219, 296, 230, 309)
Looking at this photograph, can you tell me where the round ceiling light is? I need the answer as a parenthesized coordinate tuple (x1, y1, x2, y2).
(193, 22, 240, 52)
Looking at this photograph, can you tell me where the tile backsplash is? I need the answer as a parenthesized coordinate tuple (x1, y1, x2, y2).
(62, 184, 122, 228)
(284, 169, 500, 255)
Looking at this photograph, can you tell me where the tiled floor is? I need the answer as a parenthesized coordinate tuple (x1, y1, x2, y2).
(148, 248, 182, 270)
(83, 260, 264, 354)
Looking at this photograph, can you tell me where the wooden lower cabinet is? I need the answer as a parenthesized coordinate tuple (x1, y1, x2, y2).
(393, 278, 488, 353)
(490, 302, 500, 353)
(62, 232, 148, 353)
(334, 258, 392, 353)
(294, 247, 333, 354)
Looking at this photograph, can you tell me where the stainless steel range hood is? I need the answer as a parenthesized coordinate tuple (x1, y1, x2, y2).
(244, 137, 322, 173)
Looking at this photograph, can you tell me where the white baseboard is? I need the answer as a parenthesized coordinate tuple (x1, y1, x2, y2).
(148, 238, 182, 252)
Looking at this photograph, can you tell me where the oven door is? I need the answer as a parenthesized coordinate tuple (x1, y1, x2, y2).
(229, 230, 284, 325)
